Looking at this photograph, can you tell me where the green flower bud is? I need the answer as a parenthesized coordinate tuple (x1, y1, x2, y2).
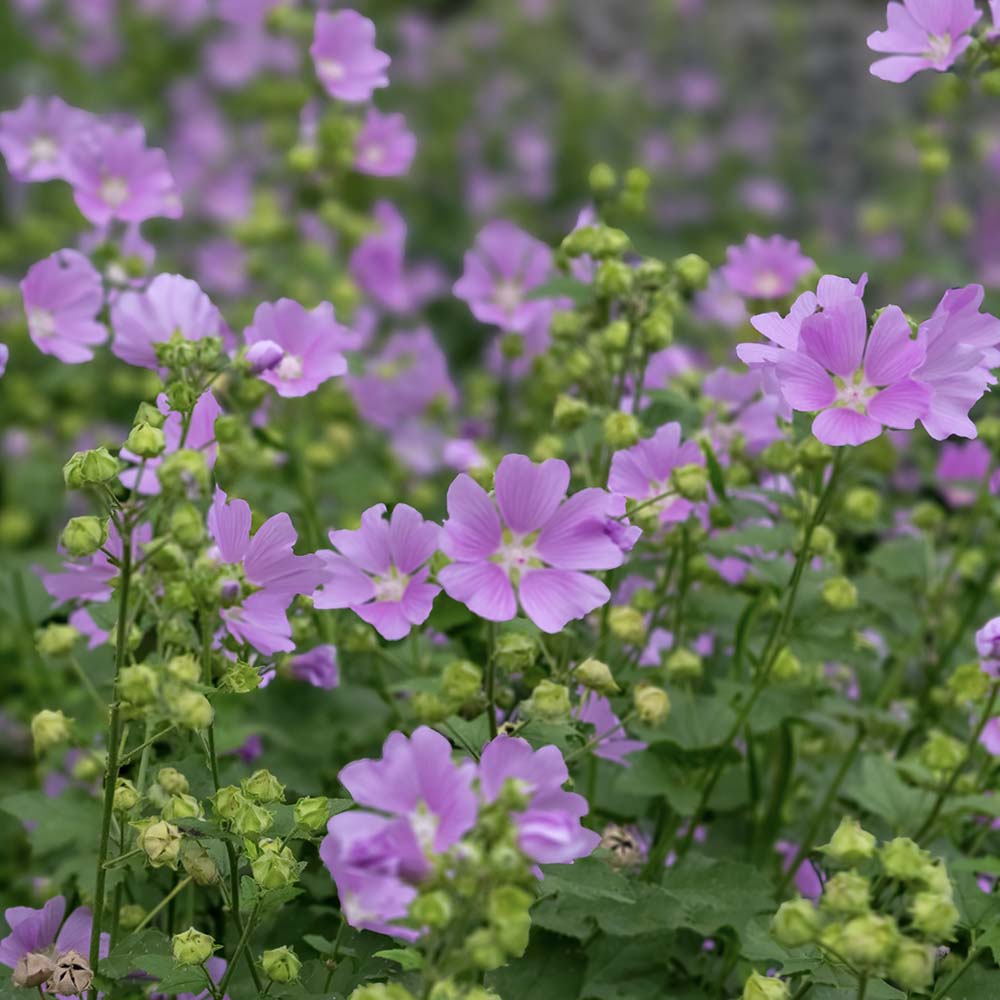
(911, 500, 944, 532)
(467, 928, 506, 971)
(819, 817, 877, 866)
(172, 927, 216, 966)
(410, 890, 454, 930)
(603, 411, 641, 449)
(770, 898, 819, 948)
(251, 842, 298, 890)
(119, 664, 159, 706)
(31, 710, 72, 753)
(231, 798, 274, 837)
(761, 440, 798, 474)
(113, 779, 140, 813)
(596, 260, 633, 299)
(169, 690, 214, 730)
(821, 871, 870, 915)
(797, 438, 833, 469)
(634, 684, 671, 726)
(843, 487, 881, 523)
(770, 647, 802, 683)
(575, 658, 619, 694)
(261, 946, 301, 983)
(958, 549, 987, 581)
(947, 661, 991, 703)
(441, 660, 482, 703)
(166, 654, 201, 684)
(163, 794, 202, 821)
(73, 754, 102, 782)
(220, 659, 263, 694)
(741, 971, 789, 1000)
(909, 891, 958, 941)
(821, 577, 857, 611)
(169, 504, 205, 549)
(495, 633, 538, 673)
(134, 401, 166, 429)
(665, 648, 702, 683)
(916, 858, 952, 896)
(671, 463, 709, 502)
(212, 786, 244, 821)
(550, 310, 584, 341)
(553, 394, 589, 432)
(588, 162, 617, 195)
(609, 605, 647, 645)
(919, 146, 950, 175)
(243, 769, 285, 804)
(61, 516, 109, 557)
(181, 840, 220, 886)
(639, 310, 674, 350)
(118, 904, 145, 931)
(809, 525, 837, 558)
(880, 837, 929, 882)
(920, 729, 965, 772)
(125, 422, 166, 459)
(349, 984, 416, 1000)
(673, 253, 711, 292)
(841, 913, 899, 967)
(63, 447, 119, 489)
(35, 624, 81, 657)
(157, 449, 210, 495)
(525, 680, 571, 722)
(499, 332, 525, 360)
(889, 936, 936, 991)
(138, 819, 182, 868)
(412, 691, 452, 723)
(293, 795, 331, 832)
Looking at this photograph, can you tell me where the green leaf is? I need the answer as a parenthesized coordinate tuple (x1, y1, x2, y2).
(490, 930, 587, 1000)
(581, 935, 674, 1000)
(660, 858, 774, 938)
(1, 790, 103, 853)
(700, 439, 727, 502)
(843, 755, 932, 832)
(373, 948, 423, 971)
(100, 928, 172, 979)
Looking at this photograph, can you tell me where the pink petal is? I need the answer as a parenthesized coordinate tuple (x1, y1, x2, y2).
(536, 489, 626, 571)
(312, 552, 376, 608)
(438, 561, 516, 621)
(331, 504, 392, 576)
(518, 568, 610, 633)
(776, 352, 836, 411)
(811, 408, 883, 446)
(864, 306, 925, 385)
(494, 454, 569, 535)
(800, 298, 866, 376)
(388, 503, 439, 575)
(867, 378, 931, 429)
(354, 600, 414, 641)
(441, 474, 501, 560)
(207, 488, 251, 563)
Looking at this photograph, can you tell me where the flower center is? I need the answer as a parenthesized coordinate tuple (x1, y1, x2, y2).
(100, 176, 130, 207)
(752, 270, 783, 297)
(29, 134, 57, 164)
(374, 569, 408, 603)
(494, 279, 523, 314)
(276, 354, 303, 381)
(925, 32, 952, 63)
(409, 803, 439, 852)
(319, 58, 345, 81)
(833, 371, 877, 412)
(28, 307, 56, 339)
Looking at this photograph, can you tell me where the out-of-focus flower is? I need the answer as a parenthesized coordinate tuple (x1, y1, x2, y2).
(721, 234, 815, 300)
(354, 109, 416, 178)
(288, 645, 339, 689)
(0, 96, 94, 182)
(574, 690, 646, 767)
(0, 896, 108, 977)
(311, 9, 390, 102)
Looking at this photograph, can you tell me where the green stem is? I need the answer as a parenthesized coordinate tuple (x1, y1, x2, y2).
(217, 901, 261, 997)
(856, 971, 868, 1000)
(133, 876, 194, 932)
(930, 942, 983, 1000)
(486, 620, 499, 739)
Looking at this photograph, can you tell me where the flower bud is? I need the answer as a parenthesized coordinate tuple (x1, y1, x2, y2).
(169, 503, 204, 549)
(138, 819, 183, 868)
(157, 449, 210, 495)
(63, 447, 119, 488)
(671, 463, 709, 502)
(575, 658, 619, 694)
(413, 691, 451, 723)
(553, 394, 589, 432)
(181, 841, 220, 886)
(410, 890, 454, 930)
(12, 952, 56, 987)
(741, 971, 788, 1000)
(246, 339, 285, 375)
(251, 841, 299, 890)
(603, 411, 641, 449)
(31, 709, 72, 753)
(119, 904, 145, 930)
(261, 946, 301, 983)
(47, 950, 93, 995)
(770, 647, 802, 683)
(172, 927, 216, 966)
(588, 162, 617, 195)
(114, 778, 140, 813)
(665, 648, 702, 683)
(243, 769, 285, 804)
(350, 985, 416, 1000)
(911, 500, 944, 532)
(634, 684, 671, 726)
(467, 928, 506, 971)
(770, 898, 819, 948)
(843, 487, 880, 524)
(819, 817, 876, 866)
(35, 624, 80, 657)
(889, 936, 935, 991)
(880, 837, 929, 882)
(441, 660, 482, 703)
(821, 871, 870, 915)
(841, 913, 899, 967)
(494, 633, 538, 672)
(213, 785, 244, 821)
(232, 798, 274, 837)
(293, 795, 331, 832)
(761, 440, 797, 474)
(524, 680, 571, 722)
(919, 729, 965, 772)
(673, 253, 711, 292)
(119, 664, 159, 706)
(608, 606, 646, 645)
(163, 793, 202, 821)
(809, 525, 837, 558)
(134, 401, 166, 429)
(169, 690, 214, 730)
(596, 260, 633, 299)
(166, 654, 201, 684)
(948, 662, 991, 703)
(958, 549, 987, 581)
(821, 577, 857, 611)
(639, 310, 674, 350)
(125, 422, 166, 459)
(157, 767, 190, 795)
(909, 891, 958, 941)
(61, 516, 109, 557)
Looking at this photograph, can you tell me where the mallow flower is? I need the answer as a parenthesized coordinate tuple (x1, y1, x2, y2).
(0, 96, 94, 182)
(574, 691, 646, 768)
(354, 108, 417, 178)
(313, 503, 441, 641)
(867, 0, 980, 83)
(720, 234, 815, 300)
(439, 454, 626, 633)
(20, 249, 106, 363)
(310, 9, 390, 102)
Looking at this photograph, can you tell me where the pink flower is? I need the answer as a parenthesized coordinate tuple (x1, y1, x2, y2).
(311, 9, 390, 102)
(20, 249, 106, 363)
(0, 96, 94, 182)
(773, 298, 931, 446)
(243, 299, 351, 397)
(439, 455, 625, 633)
(980, 718, 1000, 756)
(111, 274, 224, 370)
(66, 122, 181, 225)
(720, 234, 815, 300)
(574, 690, 646, 767)
(354, 109, 417, 178)
(0, 896, 108, 973)
(313, 503, 441, 641)
(868, 0, 980, 83)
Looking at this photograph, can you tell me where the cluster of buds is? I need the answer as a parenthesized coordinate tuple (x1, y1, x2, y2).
(118, 653, 213, 731)
(212, 768, 287, 839)
(767, 817, 958, 992)
(413, 659, 484, 723)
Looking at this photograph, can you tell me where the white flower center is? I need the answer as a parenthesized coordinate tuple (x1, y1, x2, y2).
(374, 571, 408, 603)
(494, 279, 523, 314)
(28, 308, 56, 339)
(833, 371, 877, 413)
(29, 135, 57, 164)
(496, 535, 539, 574)
(319, 58, 345, 81)
(276, 354, 303, 381)
(363, 145, 385, 166)
(100, 176, 129, 208)
(925, 33, 952, 63)
(409, 804, 439, 852)
(753, 271, 783, 297)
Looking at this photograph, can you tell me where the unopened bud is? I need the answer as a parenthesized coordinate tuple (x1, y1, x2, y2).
(125, 422, 166, 459)
(114, 778, 140, 813)
(821, 871, 870, 915)
(525, 680, 571, 722)
(31, 709, 72, 753)
(172, 927, 216, 966)
(770, 898, 819, 948)
(61, 516, 109, 557)
(634, 684, 670, 725)
(603, 411, 641, 449)
(63, 447, 119, 489)
(822, 576, 857, 611)
(819, 817, 876, 866)
(608, 606, 646, 645)
(575, 658, 619, 694)
(909, 891, 958, 941)
(169, 503, 204, 549)
(181, 841, 220, 885)
(157, 767, 190, 795)
(163, 793, 202, 821)
(665, 648, 702, 683)
(553, 394, 589, 432)
(293, 796, 330, 832)
(410, 890, 454, 930)
(441, 660, 482, 703)
(243, 769, 285, 804)
(880, 837, 929, 882)
(840, 913, 899, 967)
(169, 690, 214, 730)
(671, 463, 708, 502)
(12, 952, 55, 987)
(138, 819, 183, 868)
(741, 971, 788, 1000)
(35, 624, 80, 657)
(119, 664, 159, 706)
(261, 946, 301, 983)
(770, 647, 802, 683)
(495, 633, 538, 672)
(889, 936, 936, 991)
(843, 487, 880, 523)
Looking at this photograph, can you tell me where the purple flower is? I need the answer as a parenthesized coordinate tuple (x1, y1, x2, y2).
(868, 0, 980, 83)
(937, 440, 992, 506)
(0, 896, 108, 975)
(693, 272, 748, 330)
(980, 718, 1000, 756)
(478, 735, 600, 865)
(0, 96, 94, 182)
(289, 644, 339, 689)
(111, 274, 224, 369)
(314, 503, 440, 641)
(0, 343, 7, 377)
(720, 234, 815, 300)
(243, 299, 351, 398)
(66, 122, 181, 225)
(574, 690, 646, 767)
(775, 841, 822, 900)
(311, 9, 390, 102)
(912, 285, 1000, 440)
(346, 327, 457, 431)
(439, 455, 626, 633)
(773, 298, 931, 446)
(208, 488, 326, 655)
(976, 617, 1000, 661)
(354, 109, 416, 178)
(608, 422, 705, 524)
(68, 607, 108, 649)
(245, 339, 284, 375)
(453, 221, 554, 332)
(20, 249, 106, 363)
